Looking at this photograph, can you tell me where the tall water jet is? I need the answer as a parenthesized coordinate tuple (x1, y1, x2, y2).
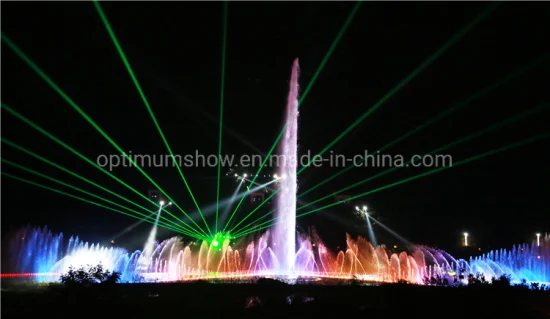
(273, 58, 300, 275)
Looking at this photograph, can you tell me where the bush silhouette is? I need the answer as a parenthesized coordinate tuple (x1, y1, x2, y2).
(491, 274, 511, 287)
(59, 263, 120, 285)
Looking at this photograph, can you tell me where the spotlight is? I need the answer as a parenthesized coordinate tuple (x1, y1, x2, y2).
(168, 202, 172, 206)
(234, 173, 238, 177)
(160, 200, 165, 206)
(243, 173, 247, 177)
(355, 206, 359, 211)
(363, 206, 367, 211)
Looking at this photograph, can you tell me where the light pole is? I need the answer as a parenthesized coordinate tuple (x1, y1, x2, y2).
(464, 232, 469, 247)
(536, 233, 541, 247)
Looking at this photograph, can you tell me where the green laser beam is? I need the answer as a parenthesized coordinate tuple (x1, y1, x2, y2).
(233, 104, 548, 236)
(2, 172, 207, 240)
(1, 158, 201, 237)
(238, 133, 550, 238)
(296, 102, 549, 211)
(229, 189, 279, 234)
(231, 3, 498, 233)
(231, 207, 275, 237)
(215, 1, 229, 234)
(1, 137, 204, 238)
(234, 56, 548, 235)
(93, 2, 211, 237)
(299, 131, 550, 217)
(1, 158, 193, 235)
(299, 1, 363, 105)
(235, 132, 550, 237)
(222, 2, 363, 232)
(297, 2, 500, 175)
(0, 103, 205, 238)
(1, 35, 209, 238)
(297, 53, 549, 199)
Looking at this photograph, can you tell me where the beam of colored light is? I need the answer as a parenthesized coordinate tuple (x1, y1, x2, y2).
(239, 177, 278, 189)
(232, 175, 309, 235)
(297, 102, 549, 211)
(0, 158, 197, 237)
(0, 104, 205, 239)
(1, 172, 207, 240)
(364, 213, 377, 248)
(219, 178, 243, 228)
(235, 132, 550, 238)
(237, 102, 549, 233)
(151, 72, 267, 157)
(184, 181, 269, 225)
(368, 215, 414, 248)
(111, 215, 156, 241)
(143, 205, 165, 257)
(222, 2, 362, 232)
(298, 53, 549, 198)
(224, 180, 279, 231)
(93, 2, 211, 237)
(1, 36, 208, 239)
(298, 1, 362, 106)
(0, 39, 209, 240)
(229, 189, 279, 234)
(233, 3, 497, 231)
(299, 132, 550, 220)
(234, 67, 548, 236)
(215, 1, 229, 233)
(297, 3, 499, 175)
(0, 138, 202, 238)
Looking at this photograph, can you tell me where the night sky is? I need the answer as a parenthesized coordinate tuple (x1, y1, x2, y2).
(2, 2, 549, 254)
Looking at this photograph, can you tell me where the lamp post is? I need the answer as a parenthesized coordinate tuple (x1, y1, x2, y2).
(536, 233, 541, 247)
(464, 232, 469, 247)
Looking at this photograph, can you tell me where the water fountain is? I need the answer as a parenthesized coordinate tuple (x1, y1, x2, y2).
(4, 59, 550, 286)
(6, 226, 549, 284)
(272, 58, 300, 276)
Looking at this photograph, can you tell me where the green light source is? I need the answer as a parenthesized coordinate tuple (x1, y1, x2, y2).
(210, 231, 233, 247)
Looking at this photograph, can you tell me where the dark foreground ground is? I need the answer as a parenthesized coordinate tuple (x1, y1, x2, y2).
(2, 279, 549, 318)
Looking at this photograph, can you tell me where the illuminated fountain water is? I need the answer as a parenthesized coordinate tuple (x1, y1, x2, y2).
(463, 241, 550, 283)
(4, 59, 550, 286)
(6, 226, 129, 282)
(6, 226, 550, 285)
(272, 58, 300, 276)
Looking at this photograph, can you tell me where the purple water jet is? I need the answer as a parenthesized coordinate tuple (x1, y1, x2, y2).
(272, 58, 300, 275)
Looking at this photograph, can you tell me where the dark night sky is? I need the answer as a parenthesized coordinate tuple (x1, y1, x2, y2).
(1, 2, 549, 254)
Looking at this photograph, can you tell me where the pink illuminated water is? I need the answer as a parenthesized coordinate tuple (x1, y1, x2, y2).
(273, 58, 300, 275)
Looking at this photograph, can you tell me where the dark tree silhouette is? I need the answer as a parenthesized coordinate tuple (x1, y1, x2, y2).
(59, 263, 120, 285)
